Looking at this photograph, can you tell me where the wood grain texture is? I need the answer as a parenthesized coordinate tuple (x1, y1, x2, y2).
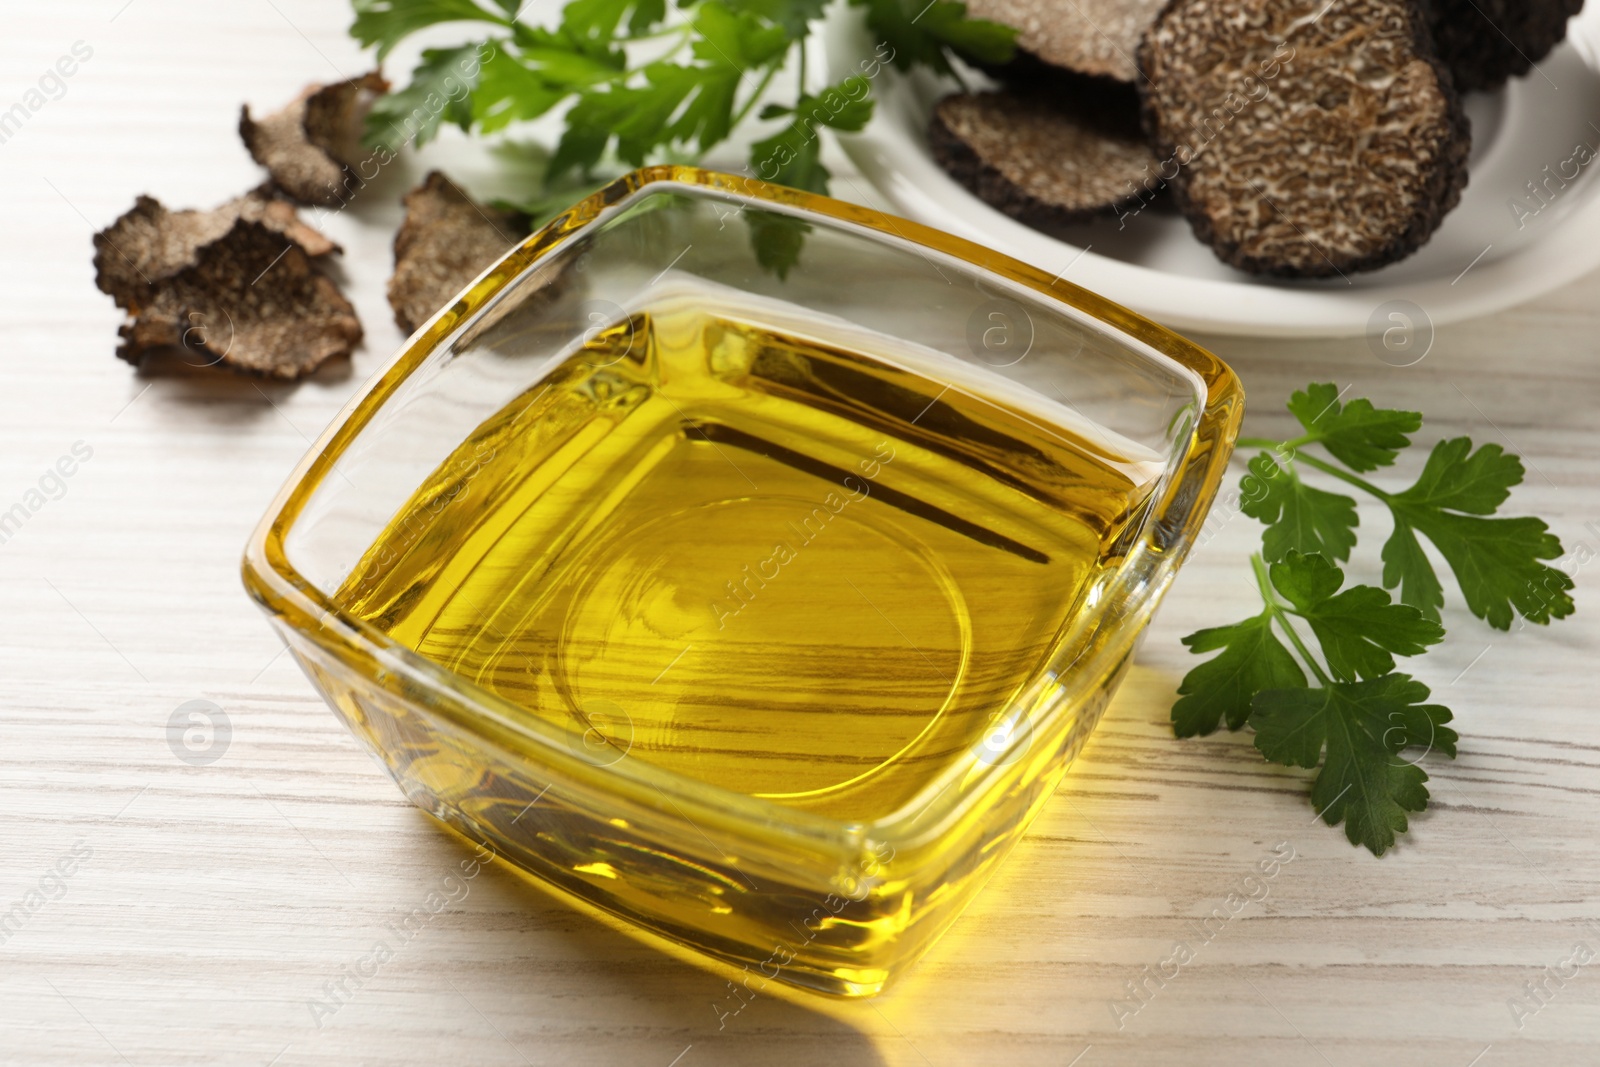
(2, 3, 1598, 1065)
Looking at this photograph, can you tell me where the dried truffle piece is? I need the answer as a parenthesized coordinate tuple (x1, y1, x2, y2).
(240, 72, 389, 206)
(1139, 0, 1471, 278)
(389, 172, 529, 335)
(115, 219, 361, 379)
(965, 0, 1167, 84)
(93, 191, 338, 312)
(94, 191, 357, 378)
(1430, 0, 1585, 93)
(929, 90, 1165, 227)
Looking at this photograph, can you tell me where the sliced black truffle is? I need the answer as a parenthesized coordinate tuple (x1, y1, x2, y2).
(930, 89, 1166, 227)
(964, 0, 1167, 85)
(1139, 0, 1471, 278)
(1430, 0, 1585, 93)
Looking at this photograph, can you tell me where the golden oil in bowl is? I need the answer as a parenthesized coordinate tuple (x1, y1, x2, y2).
(244, 168, 1243, 996)
(333, 292, 1161, 825)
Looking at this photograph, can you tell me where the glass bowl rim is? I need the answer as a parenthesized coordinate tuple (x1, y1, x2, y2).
(241, 164, 1242, 860)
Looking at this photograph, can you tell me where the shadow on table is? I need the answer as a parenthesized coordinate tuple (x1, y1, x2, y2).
(413, 811, 890, 1067)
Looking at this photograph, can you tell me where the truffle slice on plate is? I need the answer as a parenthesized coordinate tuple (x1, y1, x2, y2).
(1429, 0, 1586, 93)
(930, 90, 1165, 227)
(964, 0, 1168, 84)
(1139, 0, 1471, 278)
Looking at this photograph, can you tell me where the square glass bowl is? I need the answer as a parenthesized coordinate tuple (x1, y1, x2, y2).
(242, 166, 1242, 997)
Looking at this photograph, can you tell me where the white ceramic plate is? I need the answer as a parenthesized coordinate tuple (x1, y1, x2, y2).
(822, 6, 1600, 338)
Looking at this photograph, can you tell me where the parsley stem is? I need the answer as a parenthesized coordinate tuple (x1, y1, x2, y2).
(797, 37, 808, 98)
(1251, 553, 1332, 687)
(1234, 437, 1394, 502)
(625, 23, 694, 42)
(1291, 453, 1394, 502)
(729, 62, 780, 129)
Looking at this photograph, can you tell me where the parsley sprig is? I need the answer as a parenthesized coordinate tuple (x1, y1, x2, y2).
(1236, 384, 1574, 628)
(1177, 384, 1574, 855)
(348, 0, 1015, 210)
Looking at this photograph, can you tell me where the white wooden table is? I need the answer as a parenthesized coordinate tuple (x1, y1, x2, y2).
(4, 4, 1598, 1064)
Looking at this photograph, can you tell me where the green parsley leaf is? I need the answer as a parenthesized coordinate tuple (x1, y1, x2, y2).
(1174, 382, 1572, 855)
(349, 0, 1008, 279)
(549, 0, 792, 176)
(611, 64, 700, 163)
(1172, 613, 1306, 736)
(1270, 551, 1444, 682)
(750, 113, 827, 193)
(692, 1, 791, 70)
(560, 0, 667, 41)
(472, 48, 568, 133)
(547, 122, 611, 178)
(847, 0, 1016, 75)
(1286, 382, 1421, 472)
(1239, 452, 1359, 563)
(512, 26, 628, 88)
(365, 43, 489, 150)
(351, 0, 510, 61)
(1391, 434, 1524, 515)
(758, 84, 876, 131)
(746, 82, 876, 198)
(548, 65, 686, 174)
(1251, 674, 1455, 855)
(721, 0, 829, 39)
(912, 0, 1018, 63)
(1376, 519, 1446, 625)
(1383, 437, 1575, 628)
(745, 211, 810, 279)
(680, 2, 790, 147)
(794, 85, 875, 132)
